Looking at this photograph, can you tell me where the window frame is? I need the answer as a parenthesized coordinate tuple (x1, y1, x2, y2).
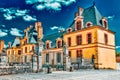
(76, 35, 82, 45)
(87, 33, 92, 44)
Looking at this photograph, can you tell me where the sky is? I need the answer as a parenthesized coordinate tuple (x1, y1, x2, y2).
(0, 0, 120, 51)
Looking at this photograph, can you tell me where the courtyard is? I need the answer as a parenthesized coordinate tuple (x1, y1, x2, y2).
(0, 70, 120, 80)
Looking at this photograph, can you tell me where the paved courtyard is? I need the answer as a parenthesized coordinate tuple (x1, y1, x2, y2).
(0, 70, 120, 80)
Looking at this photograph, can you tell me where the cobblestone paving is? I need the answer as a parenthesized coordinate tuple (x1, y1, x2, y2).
(0, 70, 120, 80)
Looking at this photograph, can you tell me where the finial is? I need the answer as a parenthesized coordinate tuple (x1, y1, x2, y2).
(93, 1, 95, 6)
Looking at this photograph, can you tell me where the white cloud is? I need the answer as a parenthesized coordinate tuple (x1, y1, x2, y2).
(50, 26, 59, 30)
(36, 4, 46, 10)
(45, 2, 61, 11)
(107, 15, 115, 20)
(15, 9, 29, 16)
(0, 8, 34, 21)
(25, 0, 76, 11)
(116, 46, 120, 49)
(10, 28, 23, 36)
(23, 15, 37, 22)
(0, 25, 6, 28)
(50, 26, 65, 32)
(0, 29, 8, 37)
(3, 13, 15, 20)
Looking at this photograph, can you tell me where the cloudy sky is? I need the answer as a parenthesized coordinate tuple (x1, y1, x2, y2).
(0, 0, 120, 51)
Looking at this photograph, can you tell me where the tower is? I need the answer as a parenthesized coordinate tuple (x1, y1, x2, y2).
(0, 40, 4, 52)
(35, 22, 43, 39)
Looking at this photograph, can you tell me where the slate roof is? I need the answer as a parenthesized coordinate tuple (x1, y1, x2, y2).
(11, 38, 20, 47)
(42, 31, 66, 48)
(28, 27, 38, 44)
(69, 5, 103, 30)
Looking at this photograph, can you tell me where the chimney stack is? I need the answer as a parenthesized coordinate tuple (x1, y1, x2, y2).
(78, 7, 84, 16)
(8, 42, 11, 48)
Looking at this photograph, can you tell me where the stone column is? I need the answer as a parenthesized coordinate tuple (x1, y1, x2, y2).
(63, 43, 71, 70)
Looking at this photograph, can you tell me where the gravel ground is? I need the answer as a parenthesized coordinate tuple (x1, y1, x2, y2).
(0, 70, 120, 80)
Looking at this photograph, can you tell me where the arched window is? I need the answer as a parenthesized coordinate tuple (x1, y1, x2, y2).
(86, 22, 93, 27)
(67, 28, 72, 33)
(57, 41, 61, 48)
(102, 18, 108, 29)
(76, 20, 82, 30)
(46, 43, 49, 49)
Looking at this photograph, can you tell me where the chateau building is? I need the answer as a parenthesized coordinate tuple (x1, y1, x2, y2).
(6, 5, 116, 69)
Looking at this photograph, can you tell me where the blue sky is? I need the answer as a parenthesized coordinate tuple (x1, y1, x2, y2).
(0, 0, 120, 51)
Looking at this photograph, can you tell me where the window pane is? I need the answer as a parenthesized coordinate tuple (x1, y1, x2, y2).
(46, 54, 49, 62)
(57, 53, 61, 63)
(76, 35, 82, 45)
(87, 33, 92, 44)
(76, 21, 82, 30)
(68, 37, 71, 46)
(104, 34, 108, 44)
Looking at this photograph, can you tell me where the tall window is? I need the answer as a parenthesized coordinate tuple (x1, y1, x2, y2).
(76, 35, 82, 45)
(57, 53, 61, 63)
(76, 50, 82, 58)
(32, 46, 34, 51)
(69, 51, 71, 57)
(57, 41, 61, 48)
(87, 33, 92, 44)
(104, 34, 108, 44)
(68, 37, 71, 46)
(76, 21, 82, 30)
(25, 47, 27, 53)
(46, 43, 49, 49)
(18, 50, 21, 55)
(46, 53, 49, 62)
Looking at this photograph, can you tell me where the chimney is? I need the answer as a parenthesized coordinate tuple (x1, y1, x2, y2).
(0, 40, 4, 51)
(37, 22, 43, 39)
(24, 29, 28, 37)
(78, 7, 84, 16)
(35, 22, 42, 31)
(8, 42, 11, 48)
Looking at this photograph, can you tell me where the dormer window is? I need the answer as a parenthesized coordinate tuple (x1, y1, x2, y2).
(46, 43, 50, 49)
(57, 41, 61, 48)
(67, 28, 72, 33)
(56, 38, 62, 48)
(76, 20, 82, 30)
(102, 17, 108, 29)
(103, 20, 108, 29)
(46, 40, 51, 49)
(86, 22, 93, 27)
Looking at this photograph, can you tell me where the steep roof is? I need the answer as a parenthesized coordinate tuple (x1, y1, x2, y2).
(69, 5, 103, 29)
(28, 27, 38, 44)
(82, 5, 102, 26)
(42, 31, 65, 48)
(11, 38, 20, 47)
